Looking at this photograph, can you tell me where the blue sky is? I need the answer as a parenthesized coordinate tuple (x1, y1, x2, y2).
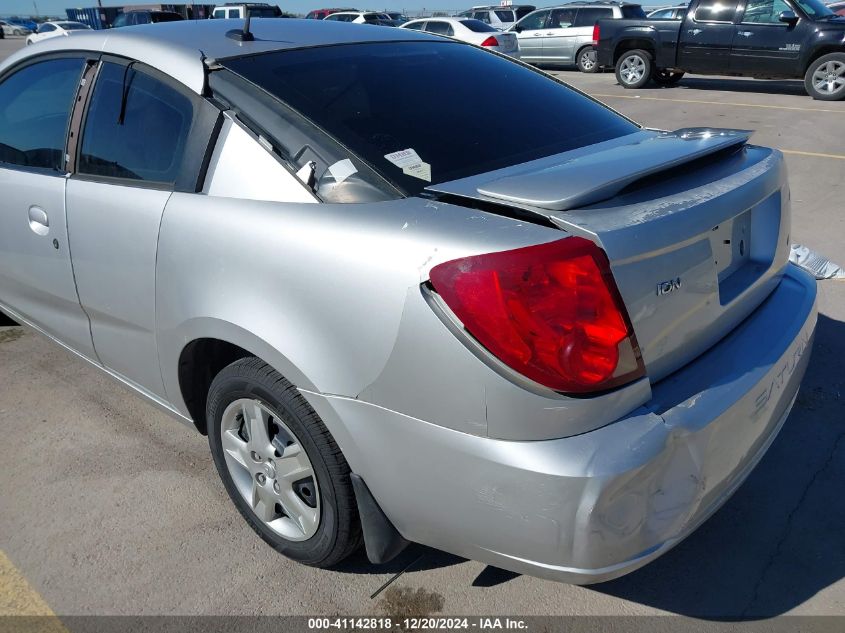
(1, 1, 455, 18)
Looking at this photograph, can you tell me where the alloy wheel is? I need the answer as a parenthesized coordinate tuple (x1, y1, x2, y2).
(620, 55, 646, 85)
(812, 60, 845, 96)
(580, 50, 596, 71)
(220, 398, 320, 542)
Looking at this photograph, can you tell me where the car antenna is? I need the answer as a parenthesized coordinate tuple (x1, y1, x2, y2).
(226, 8, 255, 41)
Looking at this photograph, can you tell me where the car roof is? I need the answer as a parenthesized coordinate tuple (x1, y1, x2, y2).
(3, 19, 435, 95)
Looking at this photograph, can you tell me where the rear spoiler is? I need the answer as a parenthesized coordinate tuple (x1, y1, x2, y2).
(473, 128, 750, 212)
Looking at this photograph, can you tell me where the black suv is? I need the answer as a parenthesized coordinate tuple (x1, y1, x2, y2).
(595, 0, 845, 100)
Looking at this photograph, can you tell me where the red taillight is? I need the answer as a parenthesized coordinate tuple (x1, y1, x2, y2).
(592, 23, 600, 44)
(429, 237, 644, 394)
(480, 36, 499, 47)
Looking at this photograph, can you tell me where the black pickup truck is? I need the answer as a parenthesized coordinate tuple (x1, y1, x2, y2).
(594, 0, 845, 100)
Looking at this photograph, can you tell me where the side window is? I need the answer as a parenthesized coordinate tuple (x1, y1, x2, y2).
(135, 13, 151, 25)
(742, 0, 792, 22)
(494, 10, 515, 23)
(404, 21, 425, 30)
(425, 21, 454, 35)
(38, 23, 56, 33)
(549, 8, 577, 28)
(651, 9, 672, 18)
(0, 58, 84, 170)
(518, 10, 549, 30)
(473, 11, 491, 23)
(574, 8, 614, 27)
(78, 62, 193, 184)
(694, 0, 738, 22)
(112, 14, 128, 27)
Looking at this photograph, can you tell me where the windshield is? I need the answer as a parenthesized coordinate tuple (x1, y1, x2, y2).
(222, 42, 637, 196)
(792, 0, 834, 17)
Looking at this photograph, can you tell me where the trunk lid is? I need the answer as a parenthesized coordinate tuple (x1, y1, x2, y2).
(426, 128, 791, 382)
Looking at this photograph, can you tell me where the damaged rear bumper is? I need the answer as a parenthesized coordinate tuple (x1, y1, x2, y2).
(304, 264, 817, 584)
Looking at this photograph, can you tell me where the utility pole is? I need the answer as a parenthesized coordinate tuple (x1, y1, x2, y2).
(33, 1, 39, 16)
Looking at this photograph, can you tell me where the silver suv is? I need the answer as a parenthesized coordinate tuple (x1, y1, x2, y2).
(511, 1, 645, 71)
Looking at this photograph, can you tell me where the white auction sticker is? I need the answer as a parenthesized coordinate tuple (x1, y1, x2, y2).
(328, 158, 357, 184)
(403, 162, 432, 182)
(384, 148, 423, 170)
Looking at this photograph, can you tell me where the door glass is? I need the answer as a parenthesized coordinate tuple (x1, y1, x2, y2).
(473, 11, 491, 23)
(518, 10, 549, 29)
(0, 58, 83, 170)
(742, 0, 791, 22)
(404, 21, 425, 29)
(694, 0, 738, 22)
(574, 8, 613, 27)
(213, 9, 226, 18)
(549, 8, 577, 28)
(79, 62, 193, 184)
(38, 23, 55, 32)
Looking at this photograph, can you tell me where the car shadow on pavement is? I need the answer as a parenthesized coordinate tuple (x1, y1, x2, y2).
(589, 311, 845, 618)
(658, 77, 808, 97)
(333, 543, 465, 576)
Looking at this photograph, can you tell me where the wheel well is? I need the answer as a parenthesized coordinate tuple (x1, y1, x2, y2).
(614, 40, 655, 65)
(804, 47, 845, 74)
(178, 338, 253, 434)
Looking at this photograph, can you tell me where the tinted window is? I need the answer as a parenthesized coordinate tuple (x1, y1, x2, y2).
(0, 58, 83, 170)
(404, 21, 425, 29)
(38, 23, 55, 32)
(462, 18, 497, 31)
(574, 8, 614, 26)
(134, 13, 151, 24)
(650, 9, 673, 18)
(62, 22, 89, 30)
(79, 63, 193, 183)
(694, 0, 737, 21)
(151, 12, 184, 23)
(425, 21, 454, 35)
(213, 9, 226, 18)
(494, 10, 515, 22)
(549, 8, 577, 28)
(742, 0, 791, 22)
(515, 6, 534, 19)
(518, 10, 549, 29)
(223, 42, 638, 196)
(621, 5, 648, 18)
(472, 11, 491, 22)
(252, 7, 281, 17)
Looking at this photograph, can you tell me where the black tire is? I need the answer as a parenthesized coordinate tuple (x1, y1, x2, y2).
(207, 357, 362, 567)
(615, 49, 653, 89)
(804, 53, 845, 101)
(652, 69, 685, 86)
(576, 46, 599, 73)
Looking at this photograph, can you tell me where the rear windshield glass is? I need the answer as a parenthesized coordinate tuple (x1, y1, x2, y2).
(222, 42, 638, 195)
(251, 7, 282, 17)
(461, 18, 497, 31)
(62, 22, 90, 30)
(621, 5, 647, 18)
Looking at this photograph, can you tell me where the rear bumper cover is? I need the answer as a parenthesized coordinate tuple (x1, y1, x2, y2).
(305, 264, 817, 583)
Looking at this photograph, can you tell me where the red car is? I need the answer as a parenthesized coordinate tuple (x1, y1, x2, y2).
(829, 1, 845, 15)
(305, 7, 357, 19)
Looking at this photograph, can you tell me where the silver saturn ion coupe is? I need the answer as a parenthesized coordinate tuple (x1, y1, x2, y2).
(0, 19, 817, 583)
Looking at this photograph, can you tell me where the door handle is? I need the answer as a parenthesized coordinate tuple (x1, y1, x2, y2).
(688, 28, 702, 35)
(545, 32, 555, 35)
(532, 32, 542, 36)
(28, 205, 49, 236)
(738, 31, 753, 37)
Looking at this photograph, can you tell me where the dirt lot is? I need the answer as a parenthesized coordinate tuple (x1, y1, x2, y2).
(1, 37, 844, 621)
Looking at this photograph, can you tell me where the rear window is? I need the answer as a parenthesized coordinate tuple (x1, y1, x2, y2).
(222, 42, 637, 196)
(62, 22, 89, 30)
(251, 7, 282, 17)
(621, 5, 647, 18)
(461, 18, 497, 32)
(494, 10, 515, 21)
(151, 13, 183, 23)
